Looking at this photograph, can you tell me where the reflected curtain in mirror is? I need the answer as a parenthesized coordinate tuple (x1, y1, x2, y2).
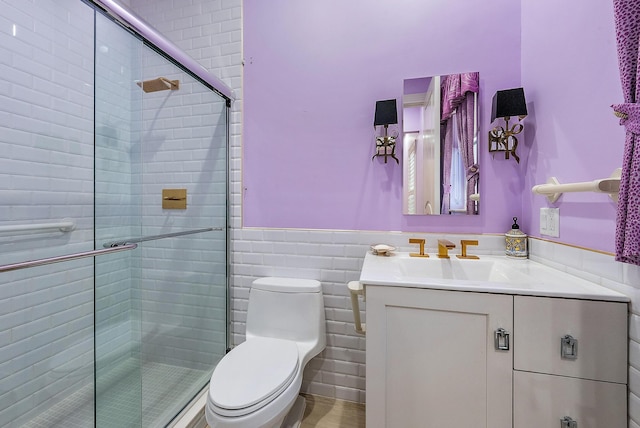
(441, 72, 479, 215)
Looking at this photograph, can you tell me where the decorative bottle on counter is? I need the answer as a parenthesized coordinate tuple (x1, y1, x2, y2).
(505, 217, 528, 259)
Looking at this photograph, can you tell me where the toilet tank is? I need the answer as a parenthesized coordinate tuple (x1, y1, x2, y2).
(246, 277, 326, 351)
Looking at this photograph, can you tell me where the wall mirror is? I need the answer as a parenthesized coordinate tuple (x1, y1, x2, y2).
(402, 72, 480, 215)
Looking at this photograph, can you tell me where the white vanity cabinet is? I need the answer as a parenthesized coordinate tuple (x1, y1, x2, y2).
(366, 286, 628, 428)
(512, 296, 628, 428)
(366, 286, 514, 428)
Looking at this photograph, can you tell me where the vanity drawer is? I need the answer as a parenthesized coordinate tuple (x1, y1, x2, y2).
(513, 296, 627, 383)
(513, 370, 627, 428)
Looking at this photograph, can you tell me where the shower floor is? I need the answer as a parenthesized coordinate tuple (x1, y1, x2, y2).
(23, 359, 210, 428)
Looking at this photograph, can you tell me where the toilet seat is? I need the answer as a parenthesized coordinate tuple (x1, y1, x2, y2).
(209, 337, 300, 417)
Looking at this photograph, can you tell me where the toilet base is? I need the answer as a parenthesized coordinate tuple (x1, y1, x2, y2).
(281, 395, 306, 428)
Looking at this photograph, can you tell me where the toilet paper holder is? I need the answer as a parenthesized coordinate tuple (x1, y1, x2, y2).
(348, 281, 366, 335)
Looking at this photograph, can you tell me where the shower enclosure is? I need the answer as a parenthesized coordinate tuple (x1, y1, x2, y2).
(0, 0, 230, 426)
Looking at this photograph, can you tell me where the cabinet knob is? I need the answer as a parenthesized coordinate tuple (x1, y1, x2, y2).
(561, 416, 578, 427)
(561, 334, 578, 360)
(494, 328, 510, 351)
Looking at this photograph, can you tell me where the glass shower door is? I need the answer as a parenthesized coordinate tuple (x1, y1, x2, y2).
(0, 1, 97, 426)
(94, 11, 228, 428)
(94, 12, 144, 428)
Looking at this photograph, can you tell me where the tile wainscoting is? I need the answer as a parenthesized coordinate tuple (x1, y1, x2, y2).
(231, 230, 640, 428)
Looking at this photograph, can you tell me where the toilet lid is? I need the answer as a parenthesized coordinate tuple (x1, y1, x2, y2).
(209, 337, 299, 411)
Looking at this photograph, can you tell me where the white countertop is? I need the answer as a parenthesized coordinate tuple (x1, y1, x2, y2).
(359, 252, 629, 302)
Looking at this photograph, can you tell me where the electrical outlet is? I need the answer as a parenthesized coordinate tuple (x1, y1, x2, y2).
(540, 207, 559, 237)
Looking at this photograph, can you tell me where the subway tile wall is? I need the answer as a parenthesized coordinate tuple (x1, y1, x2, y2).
(0, 1, 230, 425)
(94, 9, 140, 379)
(0, 0, 96, 425)
(233, 230, 506, 402)
(134, 47, 228, 370)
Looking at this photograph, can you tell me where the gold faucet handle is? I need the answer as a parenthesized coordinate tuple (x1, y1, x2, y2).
(457, 240, 480, 259)
(409, 238, 428, 258)
(437, 239, 456, 259)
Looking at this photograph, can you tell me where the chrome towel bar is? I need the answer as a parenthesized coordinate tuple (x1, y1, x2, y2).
(0, 244, 138, 273)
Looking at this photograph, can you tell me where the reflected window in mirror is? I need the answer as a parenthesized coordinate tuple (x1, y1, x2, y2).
(402, 72, 479, 216)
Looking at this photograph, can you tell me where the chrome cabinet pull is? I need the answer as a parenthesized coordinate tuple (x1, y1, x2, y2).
(561, 416, 578, 427)
(561, 334, 578, 360)
(494, 328, 510, 351)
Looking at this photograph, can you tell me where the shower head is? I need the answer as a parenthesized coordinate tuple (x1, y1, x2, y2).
(136, 77, 179, 93)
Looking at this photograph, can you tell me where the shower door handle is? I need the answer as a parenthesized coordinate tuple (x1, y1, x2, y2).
(102, 227, 222, 248)
(0, 244, 138, 273)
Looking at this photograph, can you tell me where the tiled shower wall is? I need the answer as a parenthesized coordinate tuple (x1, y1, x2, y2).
(0, 1, 230, 425)
(94, 9, 139, 375)
(134, 48, 228, 370)
(0, 1, 96, 425)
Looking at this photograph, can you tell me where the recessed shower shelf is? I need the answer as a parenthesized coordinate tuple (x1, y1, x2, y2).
(531, 168, 621, 203)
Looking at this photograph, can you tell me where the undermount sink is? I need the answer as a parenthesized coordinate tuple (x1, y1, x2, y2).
(394, 255, 529, 283)
(358, 251, 629, 301)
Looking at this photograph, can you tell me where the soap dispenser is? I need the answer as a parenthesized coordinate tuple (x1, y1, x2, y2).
(505, 217, 528, 259)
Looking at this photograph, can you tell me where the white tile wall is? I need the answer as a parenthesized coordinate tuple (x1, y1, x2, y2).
(133, 45, 228, 371)
(0, 1, 95, 426)
(129, 0, 241, 370)
(94, 9, 140, 378)
(233, 230, 506, 403)
(1, 1, 230, 425)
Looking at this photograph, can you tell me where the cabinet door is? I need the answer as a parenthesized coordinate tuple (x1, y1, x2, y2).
(514, 296, 627, 383)
(366, 286, 513, 428)
(514, 370, 627, 428)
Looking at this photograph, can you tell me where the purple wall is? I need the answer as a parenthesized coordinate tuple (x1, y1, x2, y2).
(404, 77, 431, 95)
(243, 0, 522, 233)
(521, 0, 624, 253)
(403, 107, 421, 133)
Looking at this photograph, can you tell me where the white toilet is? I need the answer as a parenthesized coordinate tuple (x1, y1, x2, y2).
(206, 277, 326, 428)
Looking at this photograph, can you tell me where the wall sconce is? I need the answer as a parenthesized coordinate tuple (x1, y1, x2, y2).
(488, 88, 527, 163)
(373, 99, 399, 164)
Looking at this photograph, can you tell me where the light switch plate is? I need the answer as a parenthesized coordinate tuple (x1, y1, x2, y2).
(540, 207, 559, 237)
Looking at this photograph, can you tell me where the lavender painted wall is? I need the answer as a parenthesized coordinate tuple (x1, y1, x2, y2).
(403, 107, 420, 133)
(243, 0, 522, 233)
(521, 0, 624, 253)
(404, 77, 430, 95)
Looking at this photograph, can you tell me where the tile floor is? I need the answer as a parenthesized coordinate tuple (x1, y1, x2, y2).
(22, 359, 210, 428)
(205, 394, 365, 428)
(300, 394, 365, 428)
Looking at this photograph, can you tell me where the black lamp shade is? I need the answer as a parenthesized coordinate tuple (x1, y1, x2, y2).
(491, 88, 527, 122)
(374, 99, 398, 126)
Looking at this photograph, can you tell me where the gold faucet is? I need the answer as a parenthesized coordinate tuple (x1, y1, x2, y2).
(437, 239, 456, 259)
(457, 240, 480, 259)
(409, 238, 429, 257)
